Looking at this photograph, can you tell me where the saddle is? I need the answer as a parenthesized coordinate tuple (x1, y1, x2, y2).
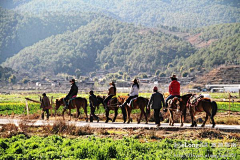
(107, 97, 117, 106)
(187, 95, 210, 112)
(128, 97, 138, 108)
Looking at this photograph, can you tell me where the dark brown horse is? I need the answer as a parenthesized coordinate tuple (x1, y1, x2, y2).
(96, 96, 126, 123)
(187, 96, 218, 128)
(55, 97, 88, 122)
(166, 94, 193, 127)
(122, 97, 149, 124)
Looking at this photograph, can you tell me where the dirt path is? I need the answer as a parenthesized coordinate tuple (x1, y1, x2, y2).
(0, 118, 240, 131)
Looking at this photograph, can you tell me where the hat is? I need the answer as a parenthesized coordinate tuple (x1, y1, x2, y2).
(132, 78, 138, 83)
(42, 93, 46, 96)
(109, 81, 115, 85)
(153, 86, 158, 91)
(69, 79, 75, 83)
(89, 90, 94, 94)
(170, 74, 177, 79)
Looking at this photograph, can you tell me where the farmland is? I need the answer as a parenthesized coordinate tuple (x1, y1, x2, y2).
(0, 92, 239, 159)
(0, 93, 239, 116)
(0, 133, 239, 159)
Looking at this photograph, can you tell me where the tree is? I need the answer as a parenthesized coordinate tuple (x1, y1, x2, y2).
(75, 69, 81, 79)
(22, 77, 29, 84)
(182, 71, 188, 77)
(8, 74, 16, 84)
(159, 72, 166, 77)
(155, 70, 160, 76)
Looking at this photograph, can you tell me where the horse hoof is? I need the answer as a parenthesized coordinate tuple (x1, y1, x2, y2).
(145, 122, 148, 124)
(180, 124, 183, 127)
(137, 122, 140, 124)
(105, 120, 108, 123)
(127, 121, 130, 124)
(190, 125, 194, 127)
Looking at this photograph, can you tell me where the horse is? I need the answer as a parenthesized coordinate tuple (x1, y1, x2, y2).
(55, 97, 88, 122)
(187, 95, 218, 128)
(166, 94, 193, 127)
(96, 95, 126, 123)
(122, 97, 149, 124)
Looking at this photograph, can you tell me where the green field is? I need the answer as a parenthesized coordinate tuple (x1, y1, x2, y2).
(0, 93, 239, 115)
(0, 134, 238, 160)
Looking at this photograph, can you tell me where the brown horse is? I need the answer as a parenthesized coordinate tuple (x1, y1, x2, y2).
(122, 97, 149, 124)
(187, 95, 218, 128)
(96, 96, 126, 123)
(55, 97, 88, 122)
(166, 94, 193, 127)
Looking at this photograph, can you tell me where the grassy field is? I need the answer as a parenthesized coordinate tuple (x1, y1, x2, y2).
(0, 134, 239, 159)
(0, 93, 239, 115)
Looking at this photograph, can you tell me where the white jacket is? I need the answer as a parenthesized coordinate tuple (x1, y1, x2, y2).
(129, 84, 139, 96)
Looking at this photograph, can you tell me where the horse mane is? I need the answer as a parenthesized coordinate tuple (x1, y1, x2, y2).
(56, 97, 65, 101)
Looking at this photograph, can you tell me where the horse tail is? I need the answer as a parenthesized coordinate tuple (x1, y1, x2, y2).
(84, 98, 88, 112)
(211, 101, 217, 117)
(144, 98, 150, 117)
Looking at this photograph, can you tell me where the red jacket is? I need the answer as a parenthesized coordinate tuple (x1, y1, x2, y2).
(169, 80, 180, 95)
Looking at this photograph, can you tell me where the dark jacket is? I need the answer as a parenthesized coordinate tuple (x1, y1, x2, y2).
(40, 96, 52, 110)
(108, 85, 116, 96)
(148, 92, 165, 109)
(67, 83, 78, 99)
(89, 94, 99, 107)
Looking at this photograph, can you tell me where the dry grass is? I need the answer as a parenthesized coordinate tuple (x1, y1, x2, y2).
(215, 116, 240, 125)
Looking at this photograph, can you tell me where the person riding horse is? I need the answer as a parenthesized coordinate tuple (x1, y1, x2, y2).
(64, 79, 78, 109)
(89, 90, 100, 122)
(119, 78, 139, 108)
(103, 81, 116, 107)
(165, 74, 180, 107)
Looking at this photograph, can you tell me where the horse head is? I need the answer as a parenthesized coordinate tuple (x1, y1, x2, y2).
(168, 97, 181, 113)
(55, 98, 64, 115)
(96, 95, 104, 104)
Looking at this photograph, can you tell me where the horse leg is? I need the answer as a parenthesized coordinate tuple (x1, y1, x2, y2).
(75, 108, 79, 121)
(138, 109, 143, 124)
(143, 109, 148, 124)
(127, 107, 132, 124)
(62, 109, 66, 120)
(112, 108, 118, 123)
(69, 109, 71, 121)
(105, 107, 112, 123)
(180, 108, 186, 127)
(210, 115, 216, 128)
(171, 110, 174, 126)
(190, 111, 195, 127)
(84, 107, 88, 122)
(169, 110, 173, 126)
(201, 114, 208, 127)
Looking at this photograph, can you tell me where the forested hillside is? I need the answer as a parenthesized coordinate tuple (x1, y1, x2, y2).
(0, 0, 239, 80)
(3, 17, 195, 76)
(0, 7, 101, 62)
(1, 0, 239, 28)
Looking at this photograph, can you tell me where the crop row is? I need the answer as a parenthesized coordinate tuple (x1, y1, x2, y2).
(0, 134, 239, 159)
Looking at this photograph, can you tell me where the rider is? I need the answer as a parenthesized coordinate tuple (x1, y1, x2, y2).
(165, 74, 180, 107)
(64, 79, 78, 109)
(103, 81, 116, 107)
(89, 90, 100, 122)
(119, 78, 139, 108)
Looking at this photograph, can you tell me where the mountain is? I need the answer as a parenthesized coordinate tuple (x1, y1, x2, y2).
(1, 0, 240, 28)
(173, 23, 240, 74)
(0, 7, 101, 62)
(0, 0, 239, 80)
(2, 17, 195, 77)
